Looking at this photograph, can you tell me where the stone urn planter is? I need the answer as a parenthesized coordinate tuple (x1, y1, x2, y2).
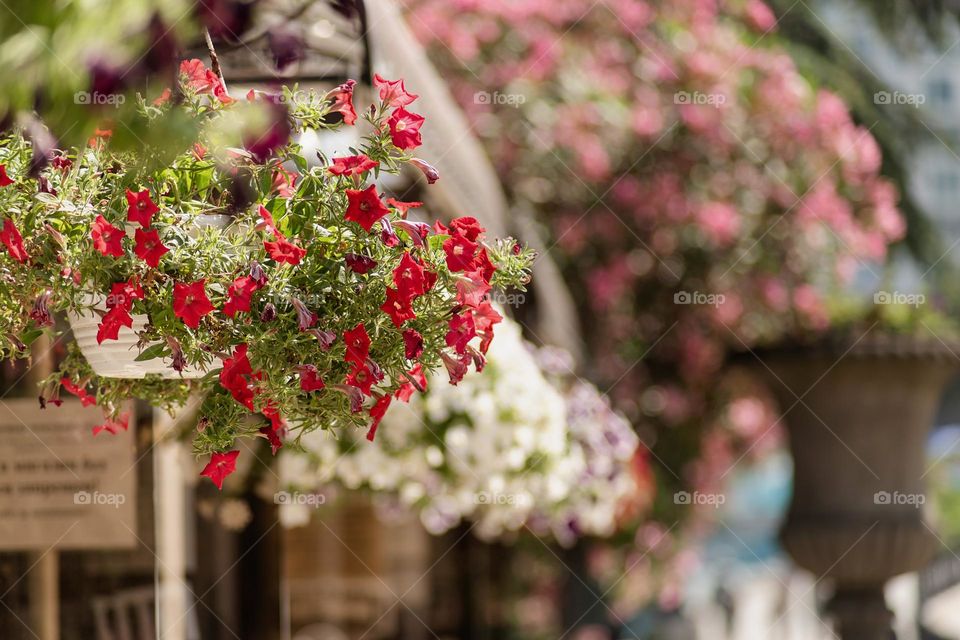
(751, 332, 959, 640)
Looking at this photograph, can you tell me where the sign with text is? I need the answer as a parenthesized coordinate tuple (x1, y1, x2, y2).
(0, 399, 137, 550)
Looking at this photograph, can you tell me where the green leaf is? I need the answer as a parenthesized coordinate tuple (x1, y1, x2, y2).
(134, 343, 169, 362)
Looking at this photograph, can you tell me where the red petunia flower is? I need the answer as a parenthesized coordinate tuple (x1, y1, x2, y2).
(345, 252, 377, 274)
(97, 305, 133, 344)
(441, 351, 471, 385)
(385, 198, 423, 218)
(328, 154, 379, 177)
(219, 344, 259, 410)
(445, 310, 477, 354)
(346, 361, 376, 396)
(344, 184, 391, 232)
(297, 364, 326, 392)
(153, 87, 172, 106)
(92, 412, 129, 436)
(380, 287, 416, 327)
(257, 204, 284, 238)
(51, 155, 72, 172)
(200, 450, 240, 490)
(0, 165, 13, 186)
(1, 218, 28, 263)
(328, 79, 358, 125)
(264, 237, 306, 265)
(107, 278, 144, 310)
(91, 215, 125, 258)
(402, 328, 424, 360)
(222, 275, 260, 317)
(387, 107, 425, 150)
(473, 301, 503, 354)
(61, 377, 96, 407)
(450, 216, 484, 242)
(442, 233, 478, 272)
(393, 252, 428, 301)
(394, 363, 427, 403)
(134, 227, 169, 268)
(343, 323, 371, 365)
(473, 247, 497, 283)
(271, 164, 298, 198)
(180, 59, 233, 104)
(173, 279, 214, 329)
(125, 188, 159, 227)
(373, 74, 419, 108)
(366, 394, 392, 441)
(455, 271, 492, 308)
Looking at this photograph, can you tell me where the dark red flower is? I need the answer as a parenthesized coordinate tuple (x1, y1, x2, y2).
(344, 184, 391, 232)
(0, 165, 13, 186)
(264, 237, 306, 265)
(402, 328, 424, 360)
(92, 412, 129, 436)
(445, 310, 477, 354)
(91, 215, 125, 258)
(30, 290, 53, 327)
(380, 217, 400, 247)
(329, 154, 379, 177)
(166, 335, 187, 372)
(346, 361, 376, 395)
(134, 227, 169, 267)
(450, 216, 484, 242)
(222, 275, 260, 317)
(373, 74, 419, 108)
(97, 305, 133, 344)
(380, 287, 416, 327)
(387, 107, 425, 150)
(310, 329, 337, 350)
(107, 278, 144, 309)
(343, 323, 371, 365)
(332, 384, 364, 413)
(328, 79, 358, 125)
(173, 279, 214, 329)
(366, 394, 392, 441)
(61, 377, 96, 407)
(219, 344, 259, 410)
(297, 364, 326, 392)
(200, 450, 240, 490)
(442, 233, 478, 272)
(1, 218, 28, 263)
(291, 296, 317, 330)
(409, 157, 439, 184)
(242, 94, 290, 162)
(259, 424, 283, 455)
(125, 188, 159, 227)
(345, 252, 377, 274)
(51, 155, 72, 171)
(393, 252, 427, 301)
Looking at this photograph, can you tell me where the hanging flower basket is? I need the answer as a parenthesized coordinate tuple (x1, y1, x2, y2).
(0, 62, 533, 487)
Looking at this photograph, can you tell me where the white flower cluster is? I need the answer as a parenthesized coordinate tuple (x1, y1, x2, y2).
(280, 319, 640, 544)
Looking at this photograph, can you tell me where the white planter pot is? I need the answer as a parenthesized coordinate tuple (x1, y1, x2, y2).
(68, 214, 233, 379)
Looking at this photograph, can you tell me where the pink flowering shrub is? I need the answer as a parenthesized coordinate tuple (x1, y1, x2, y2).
(406, 0, 904, 578)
